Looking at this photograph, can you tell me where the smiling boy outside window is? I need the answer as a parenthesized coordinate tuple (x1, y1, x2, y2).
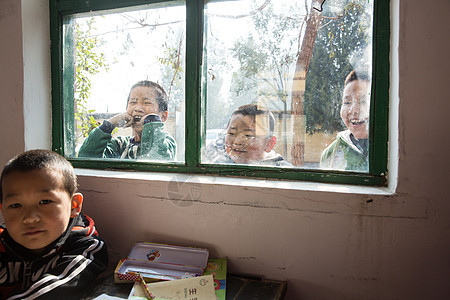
(78, 80, 176, 161)
(0, 150, 108, 299)
(320, 69, 370, 172)
(204, 104, 291, 167)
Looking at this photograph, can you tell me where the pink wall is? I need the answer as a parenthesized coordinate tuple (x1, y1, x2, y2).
(0, 0, 25, 163)
(1, 0, 449, 299)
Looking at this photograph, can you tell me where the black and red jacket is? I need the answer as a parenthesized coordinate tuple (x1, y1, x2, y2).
(0, 214, 108, 299)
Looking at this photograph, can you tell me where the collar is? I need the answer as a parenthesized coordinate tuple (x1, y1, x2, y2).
(129, 136, 141, 146)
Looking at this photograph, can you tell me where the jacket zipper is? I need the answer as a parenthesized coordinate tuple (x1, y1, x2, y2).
(23, 261, 32, 289)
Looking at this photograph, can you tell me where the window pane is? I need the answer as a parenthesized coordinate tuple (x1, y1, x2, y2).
(201, 0, 373, 172)
(62, 1, 186, 162)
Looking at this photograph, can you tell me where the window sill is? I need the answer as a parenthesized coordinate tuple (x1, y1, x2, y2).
(74, 168, 395, 196)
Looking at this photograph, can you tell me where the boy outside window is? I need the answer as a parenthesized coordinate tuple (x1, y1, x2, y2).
(204, 104, 291, 166)
(78, 80, 176, 160)
(0, 150, 108, 299)
(320, 69, 370, 171)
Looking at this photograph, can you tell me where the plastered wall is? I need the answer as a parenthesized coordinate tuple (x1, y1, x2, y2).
(0, 0, 24, 158)
(0, 0, 449, 299)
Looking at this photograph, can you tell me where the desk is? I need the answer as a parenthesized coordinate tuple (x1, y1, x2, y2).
(81, 274, 287, 299)
(80, 275, 132, 299)
(226, 275, 287, 300)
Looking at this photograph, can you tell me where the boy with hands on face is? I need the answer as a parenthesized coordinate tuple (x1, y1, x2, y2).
(78, 80, 176, 160)
(0, 150, 108, 299)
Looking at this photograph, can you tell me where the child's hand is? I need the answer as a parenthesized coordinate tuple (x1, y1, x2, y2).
(141, 114, 162, 124)
(108, 113, 133, 128)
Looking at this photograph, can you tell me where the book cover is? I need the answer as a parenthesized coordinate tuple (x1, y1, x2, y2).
(203, 258, 227, 300)
(129, 275, 216, 300)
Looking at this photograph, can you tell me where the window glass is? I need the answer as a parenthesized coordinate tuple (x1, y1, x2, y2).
(53, 0, 388, 185)
(62, 1, 186, 162)
(201, 0, 373, 172)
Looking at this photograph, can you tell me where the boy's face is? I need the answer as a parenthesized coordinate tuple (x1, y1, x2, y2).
(1, 169, 82, 252)
(127, 86, 168, 138)
(225, 114, 274, 164)
(341, 80, 370, 139)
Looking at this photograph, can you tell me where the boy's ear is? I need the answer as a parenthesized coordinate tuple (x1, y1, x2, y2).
(264, 136, 276, 152)
(70, 193, 83, 218)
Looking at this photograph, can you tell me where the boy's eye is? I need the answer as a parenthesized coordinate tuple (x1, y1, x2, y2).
(8, 203, 22, 209)
(39, 200, 52, 205)
(342, 97, 351, 104)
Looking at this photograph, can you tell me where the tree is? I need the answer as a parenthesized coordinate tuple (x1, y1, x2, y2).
(304, 0, 372, 135)
(291, 0, 372, 165)
(229, 1, 305, 157)
(74, 18, 109, 140)
(227, 0, 372, 165)
(204, 12, 241, 130)
(290, 0, 323, 166)
(158, 31, 185, 112)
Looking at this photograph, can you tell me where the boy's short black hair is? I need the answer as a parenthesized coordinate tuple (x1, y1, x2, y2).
(344, 69, 370, 86)
(230, 104, 275, 136)
(0, 149, 77, 202)
(127, 80, 169, 112)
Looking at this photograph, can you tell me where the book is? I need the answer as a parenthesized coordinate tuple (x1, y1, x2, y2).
(203, 258, 227, 300)
(129, 274, 216, 300)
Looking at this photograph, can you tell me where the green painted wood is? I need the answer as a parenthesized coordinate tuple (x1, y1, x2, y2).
(185, 0, 202, 167)
(55, 0, 177, 15)
(50, 0, 63, 154)
(69, 158, 385, 186)
(370, 0, 390, 176)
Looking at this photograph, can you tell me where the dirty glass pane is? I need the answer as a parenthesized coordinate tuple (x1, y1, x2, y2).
(62, 1, 186, 162)
(201, 0, 373, 172)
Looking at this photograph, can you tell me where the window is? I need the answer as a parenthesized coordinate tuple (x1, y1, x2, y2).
(50, 0, 389, 186)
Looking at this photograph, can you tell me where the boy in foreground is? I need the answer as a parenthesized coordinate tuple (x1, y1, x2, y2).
(320, 69, 370, 171)
(204, 104, 291, 166)
(0, 150, 108, 299)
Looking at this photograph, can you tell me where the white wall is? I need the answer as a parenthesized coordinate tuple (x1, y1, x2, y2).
(22, 0, 51, 150)
(0, 0, 449, 299)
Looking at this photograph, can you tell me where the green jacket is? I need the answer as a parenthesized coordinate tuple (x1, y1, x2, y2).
(320, 130, 368, 172)
(203, 134, 292, 167)
(78, 121, 176, 160)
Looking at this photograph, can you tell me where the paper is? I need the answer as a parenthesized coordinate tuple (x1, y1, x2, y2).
(93, 294, 127, 300)
(129, 275, 216, 300)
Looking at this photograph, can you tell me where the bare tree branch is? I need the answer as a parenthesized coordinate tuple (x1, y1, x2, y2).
(209, 0, 272, 19)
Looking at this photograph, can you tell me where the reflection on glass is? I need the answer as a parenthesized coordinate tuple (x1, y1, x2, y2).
(201, 0, 373, 172)
(63, 1, 186, 162)
(77, 81, 176, 160)
(203, 104, 292, 166)
(319, 70, 370, 171)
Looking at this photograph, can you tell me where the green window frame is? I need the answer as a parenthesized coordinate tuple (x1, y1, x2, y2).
(50, 0, 390, 186)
